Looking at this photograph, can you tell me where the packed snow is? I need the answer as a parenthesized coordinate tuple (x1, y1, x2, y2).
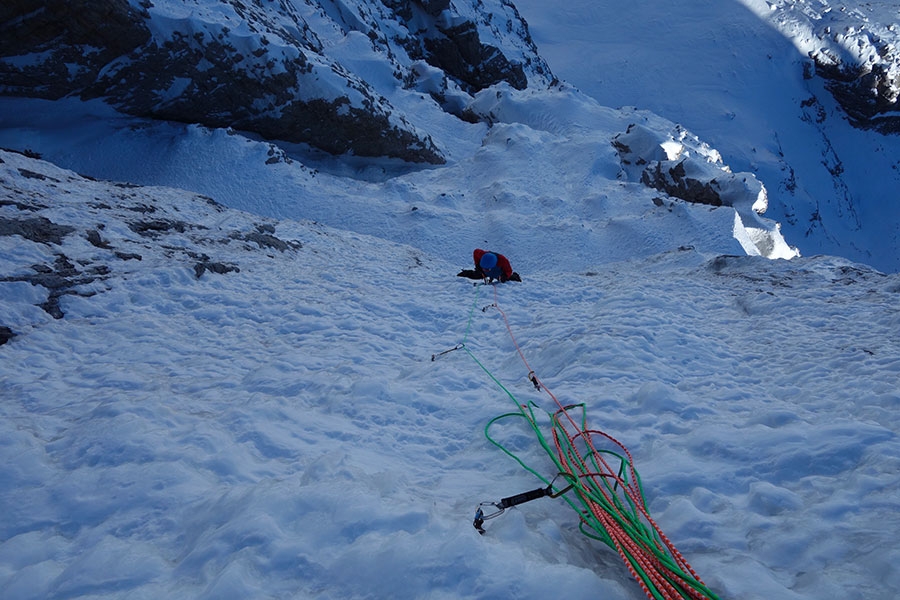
(2, 1, 900, 599)
(2, 135, 899, 599)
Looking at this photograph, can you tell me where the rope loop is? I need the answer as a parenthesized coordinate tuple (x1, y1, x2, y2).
(453, 282, 719, 600)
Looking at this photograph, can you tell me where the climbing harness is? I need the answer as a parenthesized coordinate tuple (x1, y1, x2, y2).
(436, 282, 720, 600)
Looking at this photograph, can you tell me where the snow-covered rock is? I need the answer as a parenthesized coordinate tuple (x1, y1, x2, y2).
(0, 0, 553, 163)
(742, 0, 900, 133)
(612, 122, 798, 260)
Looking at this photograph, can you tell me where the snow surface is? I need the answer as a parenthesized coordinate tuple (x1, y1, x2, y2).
(2, 1, 900, 598)
(513, 0, 900, 273)
(0, 86, 796, 272)
(2, 140, 900, 599)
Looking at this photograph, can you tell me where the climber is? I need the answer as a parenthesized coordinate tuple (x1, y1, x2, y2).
(458, 248, 521, 283)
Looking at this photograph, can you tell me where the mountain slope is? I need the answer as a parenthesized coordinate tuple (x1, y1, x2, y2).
(3, 2, 900, 598)
(512, 0, 900, 272)
(0, 0, 552, 163)
(2, 148, 899, 599)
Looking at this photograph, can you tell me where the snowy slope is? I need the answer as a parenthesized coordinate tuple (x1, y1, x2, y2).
(0, 82, 797, 274)
(513, 0, 900, 273)
(742, 0, 900, 127)
(2, 0, 900, 598)
(2, 147, 900, 599)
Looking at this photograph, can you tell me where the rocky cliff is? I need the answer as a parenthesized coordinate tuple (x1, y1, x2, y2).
(0, 0, 553, 163)
(755, 0, 900, 134)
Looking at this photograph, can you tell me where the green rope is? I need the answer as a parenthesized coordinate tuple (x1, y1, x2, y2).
(485, 399, 717, 599)
(455, 285, 719, 600)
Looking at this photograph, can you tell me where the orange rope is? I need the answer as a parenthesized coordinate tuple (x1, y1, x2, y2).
(487, 285, 716, 600)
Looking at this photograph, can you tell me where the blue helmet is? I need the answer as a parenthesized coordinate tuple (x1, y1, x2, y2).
(479, 252, 498, 270)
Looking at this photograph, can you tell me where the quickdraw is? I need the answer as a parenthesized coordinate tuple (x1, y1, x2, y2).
(473, 474, 574, 534)
(431, 344, 463, 361)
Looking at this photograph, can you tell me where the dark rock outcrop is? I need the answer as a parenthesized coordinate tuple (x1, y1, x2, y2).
(793, 10, 900, 135)
(640, 160, 723, 207)
(0, 0, 151, 97)
(1, 149, 303, 320)
(0, 215, 75, 245)
(0, 0, 552, 163)
(613, 123, 768, 212)
(422, 19, 528, 93)
(809, 56, 900, 134)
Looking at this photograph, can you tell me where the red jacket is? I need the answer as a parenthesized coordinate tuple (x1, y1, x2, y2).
(473, 248, 513, 280)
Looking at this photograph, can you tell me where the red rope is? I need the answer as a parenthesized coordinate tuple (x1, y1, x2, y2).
(488, 286, 714, 600)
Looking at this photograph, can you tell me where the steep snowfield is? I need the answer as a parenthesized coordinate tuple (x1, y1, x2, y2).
(0, 83, 795, 272)
(2, 1, 900, 598)
(2, 144, 899, 599)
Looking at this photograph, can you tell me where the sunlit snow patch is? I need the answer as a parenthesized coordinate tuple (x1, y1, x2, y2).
(613, 122, 799, 260)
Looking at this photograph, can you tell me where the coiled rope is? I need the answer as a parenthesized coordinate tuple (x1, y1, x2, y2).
(449, 282, 719, 600)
